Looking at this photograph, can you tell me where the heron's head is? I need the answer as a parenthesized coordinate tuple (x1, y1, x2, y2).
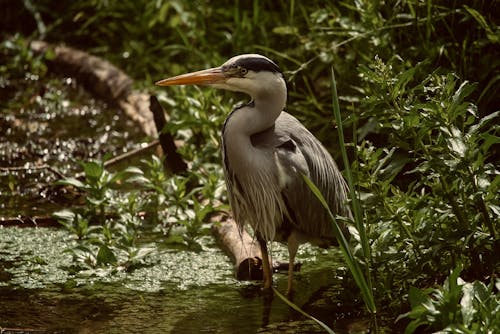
(156, 54, 286, 99)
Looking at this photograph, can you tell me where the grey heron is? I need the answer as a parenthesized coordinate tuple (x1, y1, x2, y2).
(156, 54, 350, 294)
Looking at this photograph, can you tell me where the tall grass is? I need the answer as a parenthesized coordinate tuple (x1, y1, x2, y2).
(302, 68, 376, 319)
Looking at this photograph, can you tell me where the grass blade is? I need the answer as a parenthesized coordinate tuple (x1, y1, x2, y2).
(303, 175, 376, 313)
(329, 67, 376, 314)
(272, 287, 336, 334)
(329, 67, 370, 259)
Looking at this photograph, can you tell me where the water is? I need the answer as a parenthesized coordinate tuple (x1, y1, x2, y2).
(0, 226, 354, 333)
(0, 75, 145, 218)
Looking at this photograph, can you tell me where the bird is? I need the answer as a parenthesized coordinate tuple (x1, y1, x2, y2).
(156, 54, 350, 294)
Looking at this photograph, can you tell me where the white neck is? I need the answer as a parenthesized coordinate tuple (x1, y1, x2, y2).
(224, 71, 287, 134)
(222, 72, 286, 171)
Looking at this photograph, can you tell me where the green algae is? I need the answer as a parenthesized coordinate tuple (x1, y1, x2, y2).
(0, 226, 352, 333)
(0, 226, 343, 292)
(0, 226, 234, 291)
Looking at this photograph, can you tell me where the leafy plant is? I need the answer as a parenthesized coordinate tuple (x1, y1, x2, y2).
(352, 55, 499, 314)
(125, 155, 218, 250)
(399, 264, 500, 333)
(57, 159, 130, 219)
(54, 159, 155, 271)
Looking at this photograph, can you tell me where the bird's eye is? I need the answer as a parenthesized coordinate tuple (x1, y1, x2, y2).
(238, 66, 248, 76)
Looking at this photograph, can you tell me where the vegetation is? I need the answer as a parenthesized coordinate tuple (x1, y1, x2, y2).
(2, 0, 498, 332)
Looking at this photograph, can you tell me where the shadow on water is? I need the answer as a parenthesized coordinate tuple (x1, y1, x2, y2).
(0, 283, 295, 333)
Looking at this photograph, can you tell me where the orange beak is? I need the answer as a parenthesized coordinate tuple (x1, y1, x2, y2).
(155, 67, 226, 86)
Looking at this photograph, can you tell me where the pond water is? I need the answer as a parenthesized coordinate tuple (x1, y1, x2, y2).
(0, 75, 145, 218)
(0, 226, 358, 333)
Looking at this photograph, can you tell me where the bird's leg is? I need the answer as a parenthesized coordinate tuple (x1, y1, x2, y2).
(286, 232, 299, 296)
(257, 235, 272, 290)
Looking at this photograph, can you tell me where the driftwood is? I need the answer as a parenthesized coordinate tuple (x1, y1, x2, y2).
(212, 217, 264, 280)
(30, 41, 133, 105)
(20, 41, 265, 280)
(211, 216, 301, 280)
(149, 95, 188, 173)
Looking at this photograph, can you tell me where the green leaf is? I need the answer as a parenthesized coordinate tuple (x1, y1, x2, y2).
(87, 197, 106, 206)
(471, 280, 490, 304)
(393, 66, 417, 99)
(468, 110, 500, 135)
(451, 81, 476, 107)
(408, 286, 431, 309)
(126, 175, 152, 185)
(446, 263, 464, 294)
(403, 318, 429, 334)
(56, 177, 86, 189)
(96, 245, 118, 265)
(479, 134, 500, 155)
(82, 161, 104, 179)
(53, 209, 76, 223)
(460, 282, 476, 327)
(463, 5, 499, 43)
(124, 166, 144, 175)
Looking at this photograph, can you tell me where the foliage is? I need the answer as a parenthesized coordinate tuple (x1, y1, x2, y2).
(128, 155, 219, 250)
(0, 34, 53, 110)
(0, 34, 50, 84)
(399, 265, 500, 333)
(54, 159, 154, 271)
(53, 156, 218, 273)
(354, 56, 499, 308)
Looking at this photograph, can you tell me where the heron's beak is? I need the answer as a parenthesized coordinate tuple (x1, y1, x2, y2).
(155, 67, 226, 86)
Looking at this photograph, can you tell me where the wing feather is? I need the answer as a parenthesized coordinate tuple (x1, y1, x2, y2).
(270, 112, 350, 240)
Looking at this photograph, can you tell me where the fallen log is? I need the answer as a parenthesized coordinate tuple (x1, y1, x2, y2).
(211, 216, 302, 280)
(211, 217, 264, 280)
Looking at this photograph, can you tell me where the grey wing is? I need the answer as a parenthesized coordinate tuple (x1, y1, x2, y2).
(272, 112, 350, 239)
